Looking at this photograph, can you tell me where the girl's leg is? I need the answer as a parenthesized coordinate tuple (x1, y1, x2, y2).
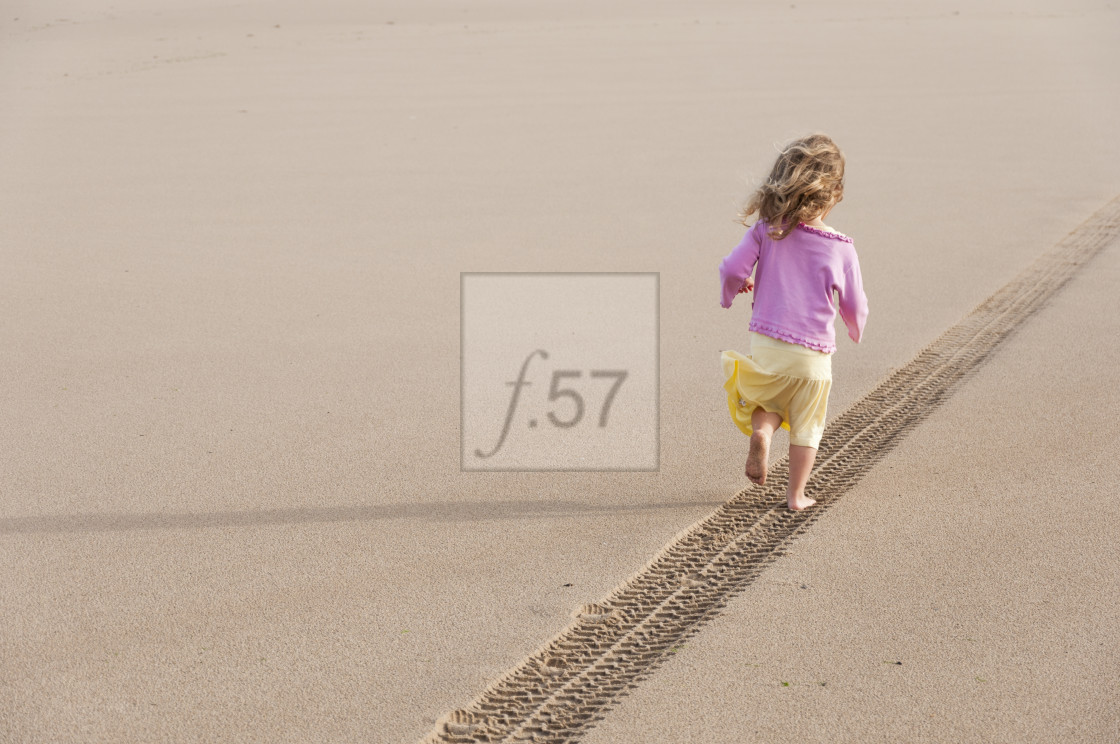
(746, 408, 782, 484)
(787, 445, 818, 510)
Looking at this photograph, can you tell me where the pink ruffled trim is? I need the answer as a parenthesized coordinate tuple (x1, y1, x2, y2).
(749, 320, 836, 353)
(796, 222, 853, 243)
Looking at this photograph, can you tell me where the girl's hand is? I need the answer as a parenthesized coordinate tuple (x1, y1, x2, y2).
(738, 277, 755, 294)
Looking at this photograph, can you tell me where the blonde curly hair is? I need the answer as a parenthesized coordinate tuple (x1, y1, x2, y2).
(737, 133, 846, 241)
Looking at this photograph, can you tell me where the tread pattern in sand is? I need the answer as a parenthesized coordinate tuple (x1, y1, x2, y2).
(422, 196, 1120, 743)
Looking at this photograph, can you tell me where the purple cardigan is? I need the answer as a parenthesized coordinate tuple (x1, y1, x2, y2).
(719, 220, 869, 353)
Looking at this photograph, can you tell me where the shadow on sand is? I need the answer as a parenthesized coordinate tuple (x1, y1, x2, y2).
(0, 495, 729, 535)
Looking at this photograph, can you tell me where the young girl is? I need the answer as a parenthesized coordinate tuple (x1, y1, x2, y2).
(719, 133, 868, 510)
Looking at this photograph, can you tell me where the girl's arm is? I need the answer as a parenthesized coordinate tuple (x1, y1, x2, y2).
(719, 222, 761, 308)
(836, 248, 869, 343)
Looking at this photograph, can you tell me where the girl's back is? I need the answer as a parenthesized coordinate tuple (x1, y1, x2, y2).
(721, 219, 867, 353)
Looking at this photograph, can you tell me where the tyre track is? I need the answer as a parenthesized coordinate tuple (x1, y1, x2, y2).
(423, 197, 1120, 744)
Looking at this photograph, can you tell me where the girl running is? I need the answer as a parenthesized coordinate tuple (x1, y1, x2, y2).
(719, 133, 869, 510)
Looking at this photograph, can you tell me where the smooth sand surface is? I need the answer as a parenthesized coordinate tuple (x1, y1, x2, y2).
(581, 235, 1120, 743)
(1, 1, 1118, 742)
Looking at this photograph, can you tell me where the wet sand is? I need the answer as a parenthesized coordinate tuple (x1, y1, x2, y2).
(1, 1, 1118, 741)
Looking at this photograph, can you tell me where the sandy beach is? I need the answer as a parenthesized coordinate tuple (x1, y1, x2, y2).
(2, 1, 1118, 741)
(580, 227, 1120, 744)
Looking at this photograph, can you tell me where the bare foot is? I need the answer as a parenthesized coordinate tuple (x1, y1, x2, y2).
(745, 431, 770, 484)
(787, 493, 817, 511)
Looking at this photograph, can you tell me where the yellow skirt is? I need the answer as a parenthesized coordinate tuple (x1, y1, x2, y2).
(721, 332, 832, 449)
